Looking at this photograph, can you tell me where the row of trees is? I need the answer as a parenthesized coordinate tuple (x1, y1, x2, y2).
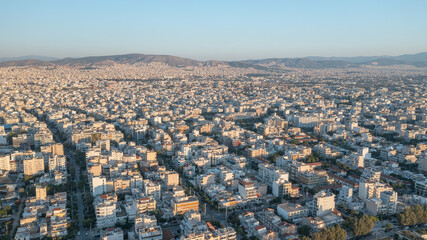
(399, 204, 427, 226)
(342, 215, 374, 237)
(301, 154, 320, 163)
(297, 215, 374, 239)
(299, 215, 373, 239)
(0, 205, 12, 217)
(301, 225, 347, 240)
(46, 184, 68, 195)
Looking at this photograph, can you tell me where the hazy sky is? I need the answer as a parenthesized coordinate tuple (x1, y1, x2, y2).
(1, 0, 426, 60)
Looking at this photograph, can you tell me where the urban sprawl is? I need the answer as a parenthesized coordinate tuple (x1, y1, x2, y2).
(0, 62, 426, 240)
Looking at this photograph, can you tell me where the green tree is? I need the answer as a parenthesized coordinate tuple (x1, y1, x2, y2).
(305, 154, 319, 163)
(77, 179, 85, 189)
(0, 235, 10, 240)
(311, 225, 347, 240)
(83, 218, 93, 228)
(414, 205, 424, 223)
(399, 204, 427, 226)
(91, 133, 101, 143)
(27, 186, 36, 197)
(332, 225, 347, 240)
(423, 205, 427, 223)
(85, 194, 94, 206)
(369, 216, 379, 222)
(0, 205, 12, 217)
(392, 182, 403, 191)
(298, 225, 311, 237)
(385, 223, 393, 230)
(6, 132, 17, 145)
(351, 215, 374, 237)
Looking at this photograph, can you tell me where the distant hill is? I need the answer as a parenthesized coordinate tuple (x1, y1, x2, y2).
(393, 52, 427, 63)
(361, 58, 410, 66)
(0, 52, 426, 69)
(242, 58, 354, 69)
(52, 53, 200, 67)
(246, 52, 427, 68)
(307, 52, 427, 64)
(0, 55, 58, 63)
(0, 59, 54, 67)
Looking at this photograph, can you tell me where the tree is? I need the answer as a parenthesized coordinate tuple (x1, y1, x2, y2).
(311, 225, 347, 240)
(298, 225, 311, 237)
(414, 205, 424, 223)
(46, 184, 67, 195)
(385, 223, 393, 230)
(0, 205, 12, 217)
(85, 194, 94, 206)
(91, 133, 101, 143)
(342, 217, 354, 230)
(423, 205, 427, 223)
(392, 182, 404, 191)
(209, 220, 223, 228)
(351, 215, 374, 237)
(332, 225, 347, 240)
(27, 186, 36, 197)
(83, 218, 93, 228)
(305, 154, 319, 163)
(77, 179, 85, 189)
(399, 204, 427, 226)
(271, 197, 282, 204)
(6, 132, 17, 145)
(368, 216, 379, 222)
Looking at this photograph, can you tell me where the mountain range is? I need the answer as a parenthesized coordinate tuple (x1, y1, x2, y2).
(1, 52, 427, 69)
(0, 55, 58, 63)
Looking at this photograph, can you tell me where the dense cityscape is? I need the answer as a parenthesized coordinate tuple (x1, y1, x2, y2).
(0, 60, 425, 240)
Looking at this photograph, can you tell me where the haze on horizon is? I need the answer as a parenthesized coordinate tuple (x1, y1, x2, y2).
(1, 0, 427, 61)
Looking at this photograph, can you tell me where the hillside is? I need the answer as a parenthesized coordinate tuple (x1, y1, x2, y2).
(1, 52, 427, 69)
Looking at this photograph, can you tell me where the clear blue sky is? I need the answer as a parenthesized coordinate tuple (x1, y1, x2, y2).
(1, 0, 426, 60)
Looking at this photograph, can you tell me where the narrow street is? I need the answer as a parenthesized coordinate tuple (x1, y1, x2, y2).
(10, 196, 26, 238)
(67, 150, 90, 239)
(161, 154, 232, 227)
(38, 113, 92, 239)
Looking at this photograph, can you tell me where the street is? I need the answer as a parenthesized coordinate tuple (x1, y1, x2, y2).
(46, 118, 94, 239)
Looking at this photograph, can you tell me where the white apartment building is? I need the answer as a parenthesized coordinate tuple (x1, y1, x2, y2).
(277, 203, 308, 222)
(366, 191, 398, 216)
(272, 178, 293, 197)
(163, 171, 179, 189)
(238, 179, 258, 201)
(195, 173, 216, 188)
(359, 181, 392, 201)
(143, 180, 162, 200)
(338, 186, 353, 204)
(311, 191, 335, 217)
(0, 154, 11, 171)
(258, 163, 289, 187)
(96, 198, 117, 229)
(92, 176, 107, 196)
(48, 155, 66, 172)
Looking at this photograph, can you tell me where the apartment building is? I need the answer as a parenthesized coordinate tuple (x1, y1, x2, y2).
(95, 196, 117, 229)
(172, 196, 199, 215)
(310, 191, 335, 217)
(23, 157, 44, 176)
(238, 179, 258, 201)
(277, 203, 308, 222)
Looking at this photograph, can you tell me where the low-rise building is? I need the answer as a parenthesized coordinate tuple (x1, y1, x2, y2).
(277, 203, 308, 222)
(172, 196, 199, 215)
